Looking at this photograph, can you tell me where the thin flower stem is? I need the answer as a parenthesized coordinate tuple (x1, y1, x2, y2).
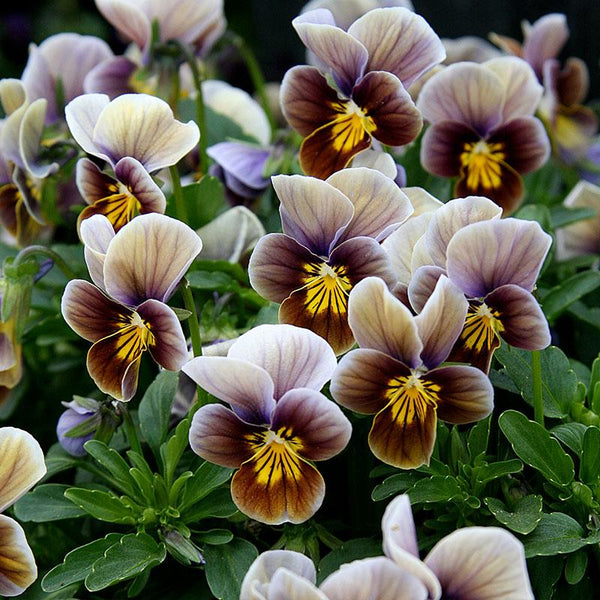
(120, 403, 144, 457)
(13, 245, 77, 280)
(531, 349, 544, 426)
(169, 164, 189, 225)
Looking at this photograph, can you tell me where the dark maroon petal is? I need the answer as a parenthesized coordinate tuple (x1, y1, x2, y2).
(280, 65, 346, 137)
(556, 57, 590, 107)
(352, 71, 422, 147)
(114, 157, 166, 214)
(420, 121, 479, 177)
(486, 284, 551, 351)
(75, 158, 116, 205)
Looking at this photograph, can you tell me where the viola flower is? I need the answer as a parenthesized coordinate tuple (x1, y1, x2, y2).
(56, 397, 103, 457)
(61, 213, 203, 401)
(94, 0, 226, 60)
(408, 215, 552, 373)
(0, 427, 46, 597)
(21, 33, 113, 126)
(248, 169, 412, 354)
(381, 494, 534, 599)
(281, 7, 445, 178)
(184, 324, 352, 525)
(65, 92, 199, 231)
(418, 57, 550, 214)
(555, 181, 600, 260)
(331, 276, 493, 469)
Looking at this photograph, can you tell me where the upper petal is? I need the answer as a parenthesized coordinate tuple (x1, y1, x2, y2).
(0, 427, 46, 511)
(227, 324, 338, 400)
(523, 13, 568, 78)
(348, 7, 445, 88)
(0, 515, 38, 597)
(424, 527, 534, 599)
(95, 0, 151, 50)
(65, 93, 111, 161)
(446, 218, 552, 297)
(79, 213, 115, 289)
(270, 568, 328, 600)
(103, 213, 203, 305)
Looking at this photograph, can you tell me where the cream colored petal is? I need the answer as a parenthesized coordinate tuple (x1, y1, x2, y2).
(0, 515, 37, 597)
(64, 93, 111, 161)
(270, 569, 328, 600)
(351, 149, 398, 179)
(0, 79, 27, 116)
(0, 427, 46, 511)
(401, 187, 444, 216)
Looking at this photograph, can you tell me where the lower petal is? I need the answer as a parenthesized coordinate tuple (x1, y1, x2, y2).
(232, 446, 325, 525)
(0, 515, 37, 597)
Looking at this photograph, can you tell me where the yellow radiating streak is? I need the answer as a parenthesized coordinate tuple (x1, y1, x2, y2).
(460, 140, 506, 190)
(460, 302, 504, 353)
(384, 372, 440, 429)
(301, 262, 352, 316)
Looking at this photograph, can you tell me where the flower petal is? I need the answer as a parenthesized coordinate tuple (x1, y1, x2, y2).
(231, 446, 325, 525)
(271, 388, 351, 461)
(417, 63, 503, 134)
(207, 142, 270, 192)
(0, 427, 46, 511)
(137, 299, 189, 370)
(292, 9, 368, 95)
(92, 93, 200, 172)
(446, 218, 552, 297)
(227, 324, 338, 399)
(189, 403, 262, 467)
(407, 265, 446, 313)
(523, 13, 568, 78)
(0, 515, 37, 597)
(347, 276, 422, 368)
(84, 55, 138, 98)
(270, 568, 328, 600)
(424, 527, 533, 599)
(79, 213, 115, 289)
(65, 93, 111, 161)
(114, 156, 167, 214)
(103, 213, 203, 305)
(76, 157, 117, 206)
(320, 556, 428, 600)
(427, 365, 494, 424)
(348, 7, 445, 88)
(273, 174, 354, 256)
(327, 167, 413, 242)
(486, 285, 551, 350)
(95, 0, 150, 50)
(182, 356, 276, 424)
(415, 276, 468, 369)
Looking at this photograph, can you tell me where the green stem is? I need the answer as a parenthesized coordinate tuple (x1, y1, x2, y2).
(120, 404, 144, 457)
(169, 164, 189, 224)
(13, 245, 77, 280)
(231, 33, 276, 136)
(176, 41, 209, 175)
(531, 349, 544, 426)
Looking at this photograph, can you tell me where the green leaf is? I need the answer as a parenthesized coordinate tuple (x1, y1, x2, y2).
(43, 444, 80, 478)
(317, 538, 382, 584)
(494, 344, 578, 418)
(196, 529, 234, 545)
(42, 533, 124, 592)
(64, 488, 138, 524)
(590, 355, 600, 413)
(484, 495, 543, 534)
(408, 476, 463, 504)
(181, 487, 238, 523)
(83, 440, 139, 498)
(467, 416, 490, 464)
(138, 370, 179, 457)
(550, 205, 596, 229)
(551, 422, 588, 456)
(160, 418, 191, 485)
(541, 271, 600, 322)
(564, 549, 588, 585)
(499, 410, 575, 486)
(85, 532, 166, 592)
(203, 537, 258, 600)
(523, 513, 587, 557)
(475, 459, 523, 483)
(580, 426, 600, 484)
(14, 484, 87, 522)
(179, 461, 233, 510)
(180, 175, 225, 230)
(371, 472, 422, 502)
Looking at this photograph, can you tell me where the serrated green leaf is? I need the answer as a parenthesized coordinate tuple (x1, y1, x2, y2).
(161, 418, 191, 485)
(138, 370, 178, 458)
(523, 512, 587, 557)
(182, 487, 237, 523)
(14, 484, 87, 522)
(42, 533, 124, 592)
(371, 472, 422, 502)
(179, 461, 233, 510)
(494, 344, 577, 418)
(85, 532, 166, 592)
(64, 488, 138, 524)
(83, 440, 139, 498)
(407, 476, 463, 504)
(203, 538, 258, 600)
(499, 410, 575, 486)
(551, 422, 588, 456)
(541, 271, 600, 322)
(484, 495, 543, 534)
(476, 459, 523, 483)
(317, 538, 382, 584)
(580, 426, 600, 484)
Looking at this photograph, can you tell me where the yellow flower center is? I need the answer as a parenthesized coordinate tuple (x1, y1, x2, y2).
(302, 262, 352, 316)
(95, 182, 141, 231)
(330, 100, 376, 153)
(459, 140, 506, 190)
(385, 371, 441, 425)
(460, 302, 504, 352)
(115, 311, 155, 360)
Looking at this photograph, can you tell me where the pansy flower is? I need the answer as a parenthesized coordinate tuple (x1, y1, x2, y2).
(280, 7, 445, 178)
(331, 276, 493, 468)
(248, 169, 412, 354)
(0, 427, 46, 597)
(184, 324, 352, 525)
(407, 212, 552, 373)
(418, 57, 550, 214)
(61, 213, 203, 401)
(65, 93, 199, 231)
